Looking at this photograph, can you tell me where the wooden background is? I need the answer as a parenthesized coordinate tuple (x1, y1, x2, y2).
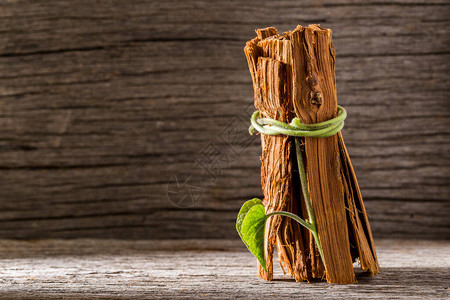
(0, 0, 448, 240)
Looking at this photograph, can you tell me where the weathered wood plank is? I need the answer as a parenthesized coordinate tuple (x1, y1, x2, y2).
(0, 0, 448, 239)
(0, 198, 447, 239)
(0, 239, 448, 299)
(0, 1, 449, 55)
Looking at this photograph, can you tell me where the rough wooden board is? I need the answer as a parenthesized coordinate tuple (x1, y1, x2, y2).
(0, 0, 449, 239)
(0, 239, 448, 299)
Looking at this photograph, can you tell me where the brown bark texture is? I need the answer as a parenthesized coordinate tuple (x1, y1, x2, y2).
(244, 24, 379, 284)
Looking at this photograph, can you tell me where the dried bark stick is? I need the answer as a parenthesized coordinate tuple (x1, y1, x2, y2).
(256, 57, 293, 280)
(289, 24, 356, 284)
(245, 28, 314, 282)
(245, 28, 280, 281)
(257, 34, 324, 281)
(338, 133, 379, 275)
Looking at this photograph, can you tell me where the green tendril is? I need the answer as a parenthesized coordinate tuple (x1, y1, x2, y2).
(249, 105, 346, 138)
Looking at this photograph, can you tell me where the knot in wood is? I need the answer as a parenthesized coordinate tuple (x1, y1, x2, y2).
(309, 91, 322, 107)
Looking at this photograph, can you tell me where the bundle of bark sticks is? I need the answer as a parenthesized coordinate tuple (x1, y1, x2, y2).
(244, 25, 379, 284)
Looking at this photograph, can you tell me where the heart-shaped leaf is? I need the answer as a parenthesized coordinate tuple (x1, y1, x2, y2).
(236, 199, 268, 271)
(236, 198, 263, 245)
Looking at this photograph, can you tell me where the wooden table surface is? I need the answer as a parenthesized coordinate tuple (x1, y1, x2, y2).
(0, 239, 448, 299)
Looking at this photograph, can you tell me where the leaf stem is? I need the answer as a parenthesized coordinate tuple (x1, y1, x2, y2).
(266, 210, 325, 264)
(295, 138, 315, 227)
(259, 138, 326, 266)
(266, 211, 313, 231)
(294, 137, 325, 264)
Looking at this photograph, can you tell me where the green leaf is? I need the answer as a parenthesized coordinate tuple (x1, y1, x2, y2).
(236, 199, 268, 271)
(236, 198, 263, 246)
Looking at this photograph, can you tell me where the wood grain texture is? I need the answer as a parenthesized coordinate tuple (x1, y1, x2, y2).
(0, 239, 448, 299)
(0, 0, 449, 239)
